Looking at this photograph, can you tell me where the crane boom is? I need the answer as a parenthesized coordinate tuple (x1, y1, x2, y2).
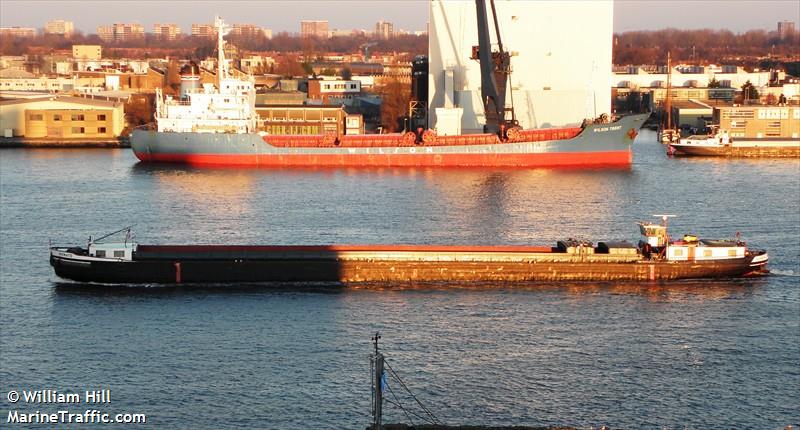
(473, 0, 517, 136)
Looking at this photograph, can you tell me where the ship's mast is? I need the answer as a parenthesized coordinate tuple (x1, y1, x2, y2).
(664, 51, 672, 130)
(215, 16, 228, 86)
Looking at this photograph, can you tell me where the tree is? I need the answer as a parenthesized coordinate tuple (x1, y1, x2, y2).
(375, 77, 411, 133)
(741, 80, 759, 101)
(708, 77, 721, 88)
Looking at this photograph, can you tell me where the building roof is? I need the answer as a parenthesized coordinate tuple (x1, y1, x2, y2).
(0, 68, 36, 78)
(0, 94, 122, 108)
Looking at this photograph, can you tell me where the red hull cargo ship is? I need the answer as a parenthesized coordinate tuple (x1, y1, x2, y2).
(130, 10, 647, 168)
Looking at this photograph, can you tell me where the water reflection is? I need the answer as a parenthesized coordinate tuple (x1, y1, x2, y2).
(51, 278, 765, 301)
(129, 163, 638, 245)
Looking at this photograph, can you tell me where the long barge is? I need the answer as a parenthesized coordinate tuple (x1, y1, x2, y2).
(50, 219, 768, 285)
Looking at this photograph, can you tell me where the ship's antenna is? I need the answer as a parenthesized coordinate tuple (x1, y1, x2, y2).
(94, 225, 136, 243)
(371, 332, 383, 429)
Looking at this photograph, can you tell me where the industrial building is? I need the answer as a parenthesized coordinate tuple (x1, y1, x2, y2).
(428, 0, 614, 132)
(307, 79, 361, 104)
(0, 96, 125, 139)
(72, 45, 102, 61)
(716, 105, 800, 139)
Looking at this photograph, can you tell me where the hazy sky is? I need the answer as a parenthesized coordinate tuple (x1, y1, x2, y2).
(1, 0, 797, 34)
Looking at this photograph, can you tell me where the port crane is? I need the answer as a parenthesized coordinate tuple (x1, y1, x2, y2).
(472, 0, 519, 138)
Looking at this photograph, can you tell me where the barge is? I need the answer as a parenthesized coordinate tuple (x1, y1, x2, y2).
(50, 218, 768, 285)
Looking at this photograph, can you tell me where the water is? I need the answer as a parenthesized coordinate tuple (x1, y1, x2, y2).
(1, 131, 798, 429)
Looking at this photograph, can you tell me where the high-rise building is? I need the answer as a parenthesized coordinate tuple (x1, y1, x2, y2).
(153, 23, 182, 41)
(778, 20, 796, 40)
(45, 19, 74, 36)
(375, 21, 394, 39)
(96, 23, 144, 42)
(231, 23, 262, 37)
(114, 23, 144, 41)
(0, 27, 36, 38)
(301, 20, 329, 38)
(191, 23, 216, 38)
(97, 25, 114, 42)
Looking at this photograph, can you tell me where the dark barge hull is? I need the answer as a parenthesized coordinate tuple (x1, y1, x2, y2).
(50, 245, 768, 284)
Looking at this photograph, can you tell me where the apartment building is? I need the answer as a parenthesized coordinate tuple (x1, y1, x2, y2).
(375, 21, 393, 39)
(301, 20, 329, 38)
(96, 23, 144, 42)
(153, 23, 182, 41)
(0, 27, 36, 38)
(45, 20, 74, 36)
(191, 23, 216, 38)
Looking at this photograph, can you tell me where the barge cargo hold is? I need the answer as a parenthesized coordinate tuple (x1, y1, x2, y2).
(50, 220, 768, 285)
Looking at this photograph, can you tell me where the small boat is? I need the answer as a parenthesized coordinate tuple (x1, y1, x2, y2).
(49, 217, 768, 285)
(669, 127, 800, 157)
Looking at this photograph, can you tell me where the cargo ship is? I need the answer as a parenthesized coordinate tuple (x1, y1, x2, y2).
(131, 13, 647, 168)
(50, 217, 768, 284)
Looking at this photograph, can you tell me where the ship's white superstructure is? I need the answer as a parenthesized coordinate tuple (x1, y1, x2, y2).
(154, 16, 257, 134)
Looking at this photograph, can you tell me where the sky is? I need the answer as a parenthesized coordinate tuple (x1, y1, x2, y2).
(0, 0, 797, 34)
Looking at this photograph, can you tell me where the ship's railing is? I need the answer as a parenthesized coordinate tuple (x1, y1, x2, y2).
(163, 99, 193, 106)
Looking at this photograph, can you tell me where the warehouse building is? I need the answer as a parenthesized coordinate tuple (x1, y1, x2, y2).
(0, 95, 125, 138)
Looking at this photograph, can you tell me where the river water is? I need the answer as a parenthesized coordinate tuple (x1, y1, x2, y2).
(1, 130, 798, 429)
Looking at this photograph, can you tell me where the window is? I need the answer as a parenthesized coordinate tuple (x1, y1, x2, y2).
(703, 249, 712, 257)
(728, 249, 737, 257)
(95, 250, 106, 258)
(71, 127, 85, 134)
(98, 127, 107, 134)
(674, 249, 683, 257)
(113, 250, 125, 258)
(53, 114, 62, 121)
(97, 114, 106, 121)
(71, 114, 85, 121)
(29, 114, 44, 121)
